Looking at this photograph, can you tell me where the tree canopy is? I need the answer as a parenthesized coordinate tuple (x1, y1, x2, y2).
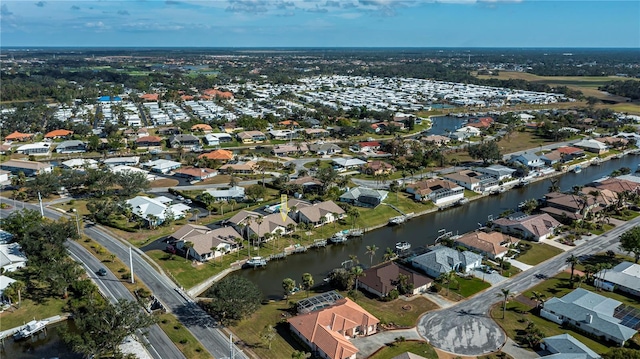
(468, 141, 502, 164)
(619, 226, 640, 263)
(202, 276, 262, 325)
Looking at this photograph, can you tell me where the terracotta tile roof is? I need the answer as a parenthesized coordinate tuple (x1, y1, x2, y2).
(136, 136, 163, 144)
(279, 120, 299, 126)
(596, 178, 640, 194)
(455, 231, 513, 257)
(174, 167, 216, 178)
(407, 178, 461, 196)
(140, 93, 159, 101)
(203, 88, 233, 99)
(467, 117, 494, 128)
(288, 298, 379, 359)
(5, 131, 33, 141)
(358, 141, 380, 147)
(557, 146, 584, 155)
(363, 160, 394, 171)
(191, 124, 213, 131)
(199, 149, 234, 161)
(44, 129, 73, 138)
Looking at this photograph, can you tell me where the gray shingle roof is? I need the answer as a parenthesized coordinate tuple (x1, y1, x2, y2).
(596, 261, 640, 293)
(542, 334, 600, 359)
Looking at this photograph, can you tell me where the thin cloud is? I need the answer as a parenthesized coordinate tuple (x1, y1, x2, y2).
(35, 1, 46, 7)
(226, 0, 268, 13)
(71, 5, 80, 10)
(117, 10, 130, 16)
(1, 4, 13, 16)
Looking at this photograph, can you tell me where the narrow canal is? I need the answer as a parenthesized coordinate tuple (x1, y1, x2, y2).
(2, 321, 81, 359)
(236, 154, 639, 300)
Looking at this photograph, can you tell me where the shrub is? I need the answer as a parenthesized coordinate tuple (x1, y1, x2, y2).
(387, 289, 399, 300)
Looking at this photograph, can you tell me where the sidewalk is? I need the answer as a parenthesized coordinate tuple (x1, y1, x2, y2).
(540, 238, 574, 251)
(506, 258, 533, 271)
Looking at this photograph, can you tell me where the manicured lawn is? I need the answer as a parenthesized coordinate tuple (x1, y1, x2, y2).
(590, 223, 614, 235)
(351, 294, 439, 327)
(229, 292, 311, 359)
(464, 189, 481, 198)
(0, 298, 68, 330)
(611, 210, 640, 221)
(156, 313, 211, 359)
(452, 276, 491, 298)
(147, 249, 234, 290)
(494, 130, 558, 155)
(150, 178, 180, 188)
(515, 242, 564, 266)
(368, 340, 438, 359)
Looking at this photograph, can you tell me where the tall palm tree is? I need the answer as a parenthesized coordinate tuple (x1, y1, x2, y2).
(7, 280, 25, 308)
(183, 241, 194, 260)
(383, 247, 395, 262)
(351, 266, 364, 290)
(565, 254, 581, 284)
(255, 216, 264, 243)
(365, 245, 378, 266)
(548, 178, 560, 193)
(228, 199, 237, 212)
(497, 288, 514, 319)
(439, 270, 457, 296)
(348, 254, 359, 268)
(530, 291, 546, 310)
(301, 273, 314, 298)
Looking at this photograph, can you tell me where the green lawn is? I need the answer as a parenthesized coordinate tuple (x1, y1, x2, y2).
(368, 340, 438, 359)
(465, 189, 481, 198)
(147, 249, 235, 289)
(0, 298, 68, 330)
(156, 313, 212, 359)
(590, 223, 614, 235)
(350, 293, 439, 327)
(452, 276, 491, 298)
(516, 242, 564, 266)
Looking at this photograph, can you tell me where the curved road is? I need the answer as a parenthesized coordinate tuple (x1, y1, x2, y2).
(417, 216, 639, 356)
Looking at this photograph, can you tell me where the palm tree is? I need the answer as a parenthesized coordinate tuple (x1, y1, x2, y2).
(497, 288, 514, 319)
(565, 254, 581, 284)
(228, 199, 237, 212)
(365, 245, 378, 266)
(383, 247, 395, 262)
(282, 278, 296, 296)
(548, 178, 560, 193)
(530, 291, 546, 310)
(183, 241, 194, 259)
(255, 215, 264, 243)
(439, 270, 458, 296)
(7, 280, 25, 308)
(301, 273, 314, 298)
(348, 254, 359, 269)
(191, 208, 200, 224)
(351, 266, 364, 290)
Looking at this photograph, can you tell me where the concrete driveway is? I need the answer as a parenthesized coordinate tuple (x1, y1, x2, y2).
(352, 328, 422, 358)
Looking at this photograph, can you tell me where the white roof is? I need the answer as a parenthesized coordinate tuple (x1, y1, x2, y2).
(143, 159, 182, 170)
(17, 142, 51, 151)
(597, 261, 640, 292)
(0, 243, 28, 272)
(332, 158, 367, 167)
(127, 196, 190, 222)
(103, 156, 140, 165)
(0, 275, 16, 294)
(574, 139, 608, 150)
(205, 186, 245, 199)
(61, 159, 98, 169)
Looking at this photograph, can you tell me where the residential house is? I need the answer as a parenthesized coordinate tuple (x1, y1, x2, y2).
(55, 140, 87, 154)
(0, 159, 52, 176)
(451, 126, 481, 140)
(61, 159, 99, 170)
(173, 167, 217, 181)
(139, 93, 159, 102)
(103, 156, 140, 167)
(237, 131, 266, 144)
(350, 141, 381, 153)
(332, 158, 367, 171)
(0, 170, 9, 183)
(287, 297, 379, 359)
(110, 165, 156, 181)
(510, 152, 545, 169)
(126, 196, 191, 227)
(599, 136, 628, 149)
(279, 120, 300, 128)
(220, 122, 243, 134)
(362, 161, 395, 176)
(574, 139, 609, 154)
(204, 132, 234, 145)
(0, 276, 17, 302)
(0, 144, 12, 155)
(474, 165, 517, 181)
(290, 176, 323, 193)
(16, 142, 51, 155)
(0, 242, 28, 273)
(309, 142, 342, 155)
(268, 129, 298, 141)
(170, 134, 201, 151)
(444, 170, 498, 192)
(303, 128, 329, 138)
(142, 159, 182, 174)
(359, 262, 433, 298)
(339, 187, 388, 208)
(412, 246, 482, 278)
(135, 136, 163, 149)
(227, 210, 296, 240)
(4, 131, 33, 142)
(44, 129, 73, 139)
(157, 127, 180, 136)
(594, 262, 640, 296)
(170, 224, 241, 262)
(204, 186, 246, 202)
(218, 161, 255, 174)
(595, 178, 640, 195)
(541, 192, 602, 221)
(492, 213, 561, 241)
(405, 178, 464, 205)
(540, 288, 637, 346)
(454, 230, 517, 260)
(199, 149, 234, 162)
(557, 146, 586, 161)
(467, 117, 494, 129)
(422, 135, 451, 146)
(272, 144, 309, 157)
(540, 151, 564, 166)
(191, 124, 213, 133)
(293, 201, 345, 227)
(540, 334, 601, 359)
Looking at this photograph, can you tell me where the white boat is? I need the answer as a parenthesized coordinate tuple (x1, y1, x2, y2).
(246, 256, 267, 267)
(572, 165, 582, 173)
(395, 242, 411, 251)
(13, 320, 47, 340)
(346, 228, 363, 237)
(330, 232, 348, 243)
(388, 216, 406, 225)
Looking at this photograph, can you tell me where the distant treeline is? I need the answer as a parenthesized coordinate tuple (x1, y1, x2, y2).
(599, 80, 640, 100)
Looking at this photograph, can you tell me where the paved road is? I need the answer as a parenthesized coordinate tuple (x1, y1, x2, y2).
(417, 215, 640, 356)
(1, 202, 185, 359)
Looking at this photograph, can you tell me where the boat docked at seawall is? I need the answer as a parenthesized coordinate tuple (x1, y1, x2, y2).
(572, 165, 582, 173)
(329, 231, 348, 244)
(245, 256, 267, 268)
(13, 320, 47, 340)
(345, 228, 363, 237)
(395, 241, 411, 252)
(388, 216, 406, 226)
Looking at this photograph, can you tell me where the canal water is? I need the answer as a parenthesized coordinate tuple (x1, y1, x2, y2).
(236, 154, 639, 299)
(1, 321, 81, 359)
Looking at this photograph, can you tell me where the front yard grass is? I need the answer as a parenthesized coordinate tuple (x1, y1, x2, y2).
(452, 276, 491, 298)
(350, 293, 439, 327)
(147, 249, 237, 290)
(0, 298, 68, 330)
(156, 313, 211, 359)
(368, 340, 438, 359)
(515, 242, 564, 266)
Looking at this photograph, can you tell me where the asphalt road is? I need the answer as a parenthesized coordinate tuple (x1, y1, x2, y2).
(1, 202, 185, 359)
(417, 215, 640, 356)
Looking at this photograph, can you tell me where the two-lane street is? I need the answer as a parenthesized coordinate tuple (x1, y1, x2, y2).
(417, 215, 640, 356)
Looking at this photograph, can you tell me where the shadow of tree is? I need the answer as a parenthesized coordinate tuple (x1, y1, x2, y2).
(172, 302, 218, 329)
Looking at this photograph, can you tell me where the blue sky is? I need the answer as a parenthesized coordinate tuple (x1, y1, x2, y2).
(1, 1, 638, 47)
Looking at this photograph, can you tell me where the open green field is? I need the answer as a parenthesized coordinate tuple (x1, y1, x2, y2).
(368, 340, 438, 359)
(515, 242, 564, 266)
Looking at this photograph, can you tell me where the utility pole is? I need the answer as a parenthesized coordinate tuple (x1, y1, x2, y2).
(129, 247, 135, 284)
(72, 209, 81, 235)
(38, 192, 44, 218)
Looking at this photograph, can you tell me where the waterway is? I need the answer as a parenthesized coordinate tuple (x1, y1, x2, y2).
(236, 155, 639, 299)
(1, 321, 81, 359)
